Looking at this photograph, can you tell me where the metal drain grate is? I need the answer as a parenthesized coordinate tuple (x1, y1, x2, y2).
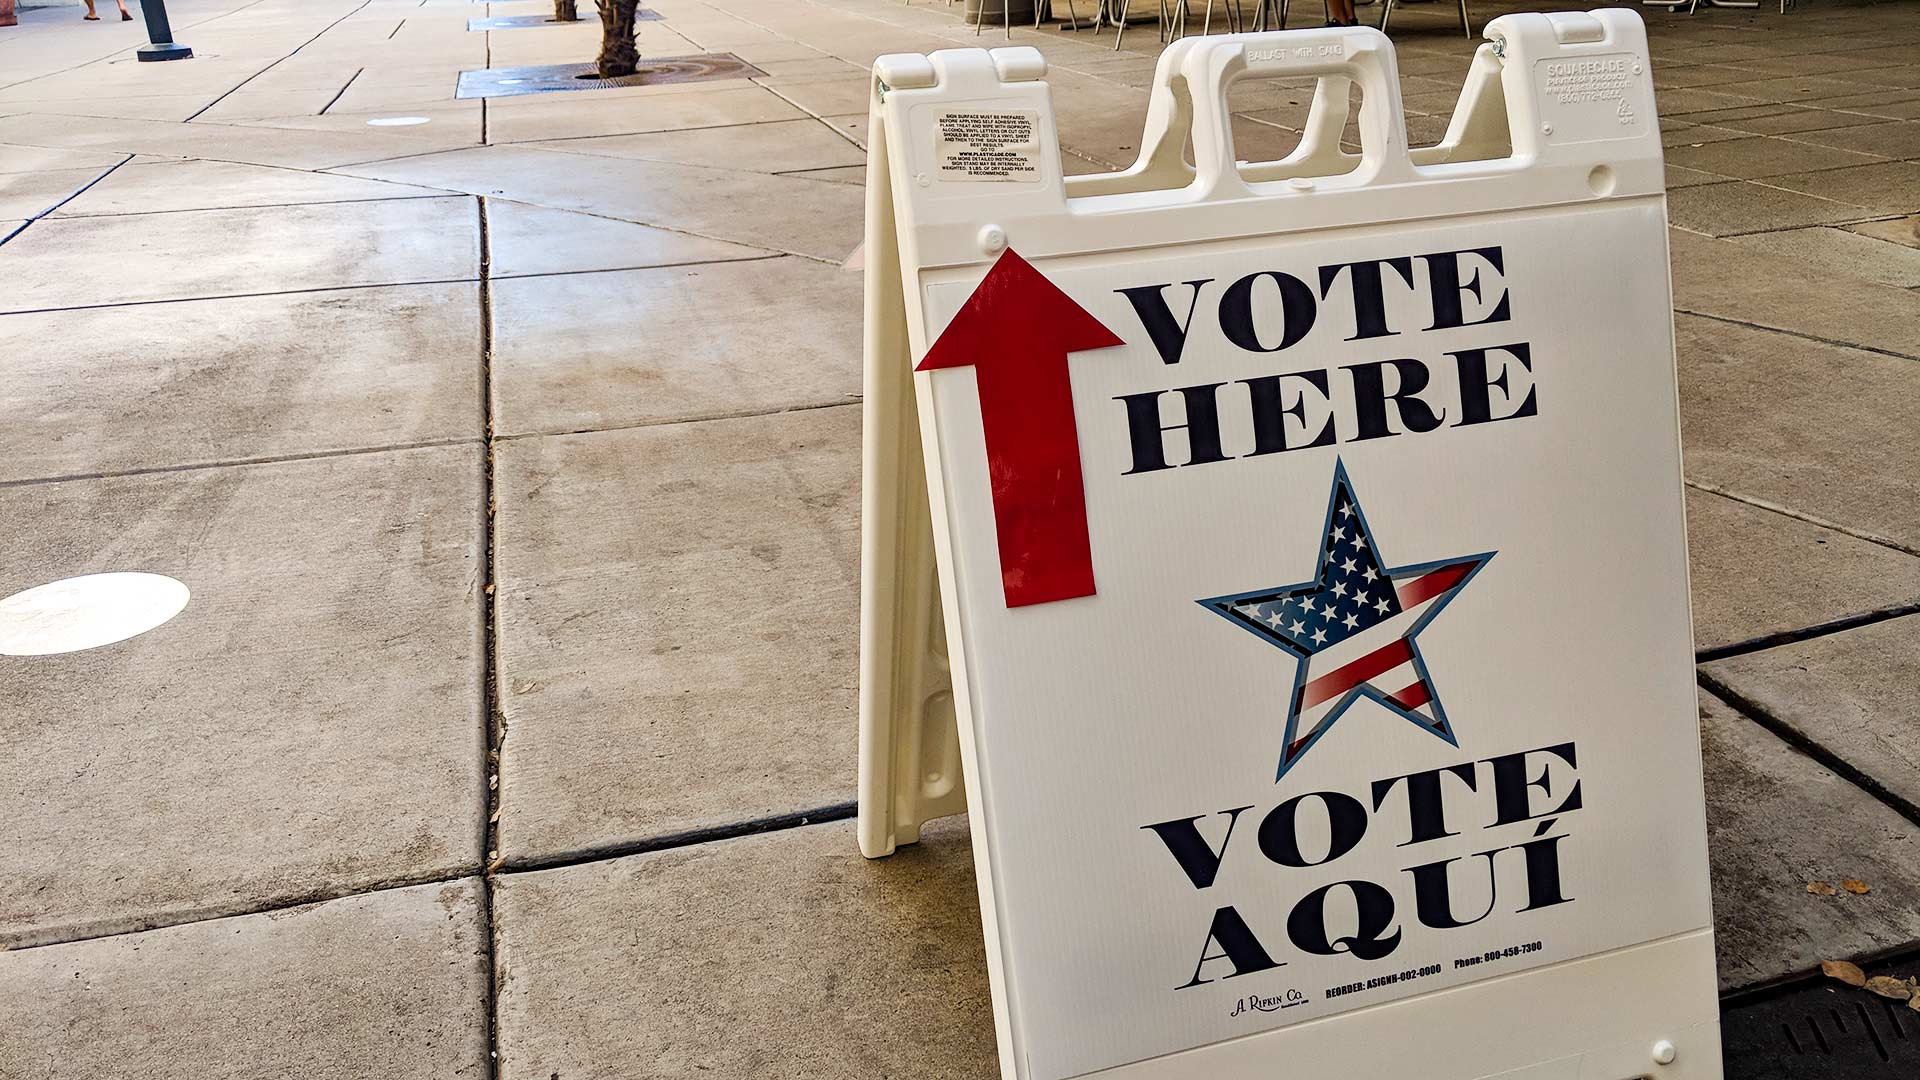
(455, 54, 765, 98)
(467, 10, 660, 29)
(1723, 975, 1920, 1076)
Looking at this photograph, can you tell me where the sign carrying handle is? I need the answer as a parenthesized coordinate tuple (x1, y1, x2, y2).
(1067, 31, 1515, 200)
(1183, 28, 1417, 200)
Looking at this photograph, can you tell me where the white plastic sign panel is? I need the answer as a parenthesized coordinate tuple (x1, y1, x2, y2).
(859, 13, 1719, 1080)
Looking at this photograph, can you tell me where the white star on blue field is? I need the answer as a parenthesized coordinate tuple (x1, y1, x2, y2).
(1199, 461, 1494, 782)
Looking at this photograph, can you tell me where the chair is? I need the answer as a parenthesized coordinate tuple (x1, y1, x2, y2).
(1379, 0, 1475, 37)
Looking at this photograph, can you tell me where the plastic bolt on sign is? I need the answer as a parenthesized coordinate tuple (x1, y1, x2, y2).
(858, 12, 1720, 1080)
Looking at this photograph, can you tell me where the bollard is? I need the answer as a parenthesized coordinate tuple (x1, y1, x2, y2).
(136, 0, 193, 62)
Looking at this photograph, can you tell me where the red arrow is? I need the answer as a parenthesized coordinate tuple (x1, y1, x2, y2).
(917, 248, 1125, 608)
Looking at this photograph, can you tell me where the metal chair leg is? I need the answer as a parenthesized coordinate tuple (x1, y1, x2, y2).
(1458, 0, 1470, 36)
(1114, 0, 1130, 49)
(1379, 0, 1394, 31)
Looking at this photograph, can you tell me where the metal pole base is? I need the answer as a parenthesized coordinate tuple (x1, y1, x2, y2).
(137, 42, 194, 61)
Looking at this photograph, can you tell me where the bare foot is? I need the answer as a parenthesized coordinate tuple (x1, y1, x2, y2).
(121, 10, 133, 19)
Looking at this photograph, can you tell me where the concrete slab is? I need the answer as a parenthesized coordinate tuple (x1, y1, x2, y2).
(1653, 66, 1773, 91)
(492, 406, 859, 863)
(1685, 487, 1920, 652)
(1655, 87, 1772, 116)
(1666, 179, 1873, 236)
(754, 73, 873, 117)
(7, 95, 221, 123)
(232, 101, 486, 144)
(1849, 213, 1920, 249)
(486, 199, 772, 277)
(1700, 690, 1920, 990)
(0, 282, 481, 481)
(727, 40, 841, 64)
(1666, 163, 1731, 188)
(1757, 160, 1920, 216)
(0, 141, 125, 174)
(0, 196, 479, 312)
(1855, 64, 1920, 91)
(1662, 122, 1754, 149)
(192, 87, 349, 123)
(0, 880, 490, 1076)
(490, 256, 860, 435)
(785, 164, 865, 184)
(326, 78, 471, 115)
(1663, 134, 1885, 179)
(1705, 615, 1920, 813)
(1718, 107, 1891, 136)
(50, 157, 448, 216)
(0, 446, 484, 946)
(483, 84, 806, 143)
(0, 113, 459, 171)
(1669, 228, 1920, 361)
(752, 57, 866, 78)
(523, 116, 865, 172)
(1728, 225, 1920, 289)
(0, 164, 110, 219)
(492, 818, 996, 1079)
(1671, 102, 1815, 127)
(1793, 90, 1920, 120)
(1679, 312, 1920, 552)
(1787, 120, 1920, 160)
(340, 145, 863, 262)
(1709, 74, 1881, 104)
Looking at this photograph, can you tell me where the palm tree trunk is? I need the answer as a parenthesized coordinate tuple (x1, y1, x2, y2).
(553, 0, 578, 21)
(596, 0, 639, 77)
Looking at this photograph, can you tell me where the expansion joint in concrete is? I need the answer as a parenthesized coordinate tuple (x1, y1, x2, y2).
(478, 193, 506, 1080)
(1700, 668, 1920, 834)
(1695, 600, 1920, 664)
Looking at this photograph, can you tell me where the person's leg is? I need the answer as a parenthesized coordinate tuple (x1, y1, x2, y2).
(83, 0, 100, 19)
(116, 0, 131, 17)
(1327, 0, 1356, 23)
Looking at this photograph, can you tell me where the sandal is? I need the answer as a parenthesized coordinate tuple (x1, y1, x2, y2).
(122, 9, 133, 17)
(83, 13, 100, 18)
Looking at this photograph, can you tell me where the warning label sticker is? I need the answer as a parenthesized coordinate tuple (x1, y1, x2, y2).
(934, 109, 1042, 182)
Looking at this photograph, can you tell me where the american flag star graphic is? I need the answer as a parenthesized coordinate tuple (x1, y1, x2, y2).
(1198, 461, 1494, 782)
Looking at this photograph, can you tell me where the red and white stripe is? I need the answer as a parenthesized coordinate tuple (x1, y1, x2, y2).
(1285, 561, 1476, 757)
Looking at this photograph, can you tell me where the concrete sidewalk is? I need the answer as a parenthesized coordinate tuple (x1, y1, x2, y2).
(2, 0, 1919, 1074)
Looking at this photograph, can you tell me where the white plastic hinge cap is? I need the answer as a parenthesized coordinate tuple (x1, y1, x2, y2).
(874, 53, 938, 90)
(1651, 1040, 1677, 1066)
(978, 225, 1008, 254)
(1545, 11, 1607, 44)
(990, 46, 1047, 83)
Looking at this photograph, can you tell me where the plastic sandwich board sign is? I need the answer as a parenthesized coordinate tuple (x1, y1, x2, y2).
(856, 11, 1720, 1080)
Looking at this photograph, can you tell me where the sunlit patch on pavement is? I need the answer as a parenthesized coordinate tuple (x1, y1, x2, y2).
(0, 573, 190, 656)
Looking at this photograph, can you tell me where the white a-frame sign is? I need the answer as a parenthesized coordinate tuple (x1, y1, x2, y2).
(858, 12, 1721, 1080)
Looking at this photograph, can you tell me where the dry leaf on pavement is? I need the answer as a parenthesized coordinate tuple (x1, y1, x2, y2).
(1865, 976, 1913, 1000)
(1842, 879, 1871, 894)
(1822, 959, 1867, 987)
(1808, 880, 1838, 896)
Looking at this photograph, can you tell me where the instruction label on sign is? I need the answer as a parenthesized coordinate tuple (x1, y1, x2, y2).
(934, 108, 1041, 182)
